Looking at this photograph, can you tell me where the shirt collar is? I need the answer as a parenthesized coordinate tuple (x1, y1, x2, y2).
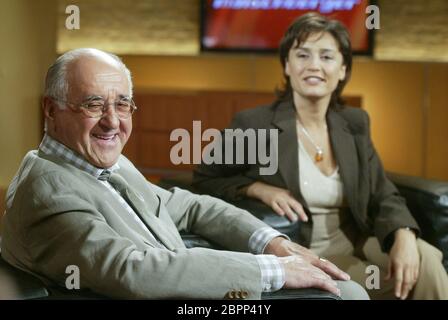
(39, 134, 120, 179)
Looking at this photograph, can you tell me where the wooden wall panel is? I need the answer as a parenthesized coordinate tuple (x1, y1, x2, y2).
(139, 132, 186, 169)
(125, 90, 362, 179)
(203, 92, 237, 130)
(232, 93, 276, 114)
(135, 94, 208, 131)
(122, 132, 138, 164)
(426, 64, 448, 180)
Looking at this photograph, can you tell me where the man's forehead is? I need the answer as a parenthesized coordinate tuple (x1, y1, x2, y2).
(95, 72, 124, 83)
(66, 56, 131, 97)
(70, 56, 125, 80)
(91, 72, 129, 97)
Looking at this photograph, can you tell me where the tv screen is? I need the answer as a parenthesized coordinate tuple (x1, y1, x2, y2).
(201, 0, 373, 55)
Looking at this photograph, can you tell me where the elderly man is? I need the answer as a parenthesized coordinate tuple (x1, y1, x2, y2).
(1, 48, 368, 299)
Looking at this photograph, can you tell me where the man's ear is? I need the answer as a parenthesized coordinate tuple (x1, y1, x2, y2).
(42, 96, 57, 121)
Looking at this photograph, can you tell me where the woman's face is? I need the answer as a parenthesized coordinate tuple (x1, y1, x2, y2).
(285, 32, 346, 104)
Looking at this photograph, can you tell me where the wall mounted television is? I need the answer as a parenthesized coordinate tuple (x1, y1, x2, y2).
(201, 0, 374, 55)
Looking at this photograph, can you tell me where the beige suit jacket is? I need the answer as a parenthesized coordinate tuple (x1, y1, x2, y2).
(1, 150, 270, 299)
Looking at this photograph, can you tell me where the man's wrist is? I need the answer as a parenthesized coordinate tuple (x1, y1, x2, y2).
(255, 255, 285, 292)
(249, 228, 288, 254)
(264, 236, 287, 255)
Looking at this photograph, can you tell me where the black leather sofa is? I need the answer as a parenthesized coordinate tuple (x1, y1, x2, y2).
(160, 171, 448, 273)
(1, 171, 446, 300)
(387, 173, 448, 272)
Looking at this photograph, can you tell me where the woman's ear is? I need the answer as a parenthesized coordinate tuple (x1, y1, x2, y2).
(285, 59, 291, 77)
(339, 64, 347, 81)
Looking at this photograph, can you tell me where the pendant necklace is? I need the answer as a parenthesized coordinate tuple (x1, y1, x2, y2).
(296, 118, 325, 162)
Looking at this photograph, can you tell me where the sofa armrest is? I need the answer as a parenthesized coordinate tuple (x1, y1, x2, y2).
(228, 198, 300, 242)
(387, 172, 448, 272)
(179, 231, 340, 300)
(0, 254, 49, 300)
(261, 288, 341, 300)
(180, 232, 224, 250)
(0, 252, 107, 300)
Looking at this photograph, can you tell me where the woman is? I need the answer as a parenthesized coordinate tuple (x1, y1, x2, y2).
(193, 13, 448, 299)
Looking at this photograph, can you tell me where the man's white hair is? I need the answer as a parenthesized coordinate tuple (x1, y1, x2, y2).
(44, 48, 133, 108)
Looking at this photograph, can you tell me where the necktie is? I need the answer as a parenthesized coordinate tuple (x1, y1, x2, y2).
(99, 170, 154, 213)
(99, 170, 167, 248)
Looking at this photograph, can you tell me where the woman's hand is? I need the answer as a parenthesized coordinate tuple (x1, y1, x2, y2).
(245, 181, 308, 222)
(386, 228, 420, 300)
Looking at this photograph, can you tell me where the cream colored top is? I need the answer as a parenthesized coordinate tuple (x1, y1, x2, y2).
(298, 139, 358, 257)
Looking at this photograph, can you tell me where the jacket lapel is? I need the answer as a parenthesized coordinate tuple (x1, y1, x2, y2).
(272, 101, 315, 246)
(70, 171, 160, 248)
(124, 183, 178, 251)
(138, 194, 181, 251)
(327, 110, 359, 214)
(271, 101, 309, 209)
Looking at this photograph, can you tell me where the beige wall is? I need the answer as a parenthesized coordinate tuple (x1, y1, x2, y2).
(124, 54, 448, 180)
(0, 0, 57, 189)
(345, 61, 426, 177)
(0, 0, 447, 192)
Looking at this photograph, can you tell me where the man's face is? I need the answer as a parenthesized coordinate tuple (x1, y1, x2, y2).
(50, 56, 132, 168)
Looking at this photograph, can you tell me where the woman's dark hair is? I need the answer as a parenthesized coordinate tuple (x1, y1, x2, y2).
(276, 12, 353, 110)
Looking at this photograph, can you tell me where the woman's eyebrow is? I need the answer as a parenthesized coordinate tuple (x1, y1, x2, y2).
(320, 48, 336, 53)
(294, 47, 336, 54)
(294, 47, 310, 52)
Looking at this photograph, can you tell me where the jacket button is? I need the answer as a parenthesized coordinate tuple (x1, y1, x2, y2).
(235, 291, 242, 299)
(226, 290, 236, 299)
(241, 291, 248, 299)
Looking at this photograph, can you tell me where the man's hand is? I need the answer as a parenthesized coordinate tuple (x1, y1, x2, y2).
(265, 237, 350, 281)
(385, 228, 420, 300)
(279, 256, 341, 296)
(245, 182, 308, 222)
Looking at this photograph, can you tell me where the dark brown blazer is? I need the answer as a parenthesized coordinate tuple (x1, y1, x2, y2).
(193, 100, 420, 252)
